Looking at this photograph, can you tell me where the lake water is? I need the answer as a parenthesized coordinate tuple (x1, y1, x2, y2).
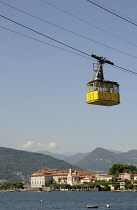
(0, 191, 137, 209)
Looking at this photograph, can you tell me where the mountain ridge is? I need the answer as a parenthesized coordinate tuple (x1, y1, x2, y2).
(1, 146, 137, 183)
(38, 150, 89, 164)
(0, 147, 82, 183)
(38, 147, 137, 173)
(75, 147, 134, 173)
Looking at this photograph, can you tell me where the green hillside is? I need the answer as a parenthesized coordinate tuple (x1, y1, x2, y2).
(75, 147, 129, 173)
(118, 150, 137, 165)
(0, 147, 82, 183)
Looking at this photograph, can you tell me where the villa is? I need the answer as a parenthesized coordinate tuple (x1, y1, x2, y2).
(31, 168, 137, 190)
(31, 168, 94, 188)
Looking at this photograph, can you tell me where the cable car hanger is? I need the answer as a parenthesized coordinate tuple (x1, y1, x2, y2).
(86, 54, 120, 106)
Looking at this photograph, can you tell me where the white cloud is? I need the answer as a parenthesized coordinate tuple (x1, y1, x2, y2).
(36, 142, 57, 150)
(22, 141, 34, 149)
(22, 141, 57, 151)
(48, 142, 56, 149)
(37, 143, 46, 149)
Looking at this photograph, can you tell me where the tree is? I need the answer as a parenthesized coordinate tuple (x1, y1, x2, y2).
(0, 182, 24, 190)
(125, 180, 133, 190)
(108, 164, 137, 176)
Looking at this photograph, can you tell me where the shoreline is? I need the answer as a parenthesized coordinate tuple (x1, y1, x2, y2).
(0, 188, 137, 192)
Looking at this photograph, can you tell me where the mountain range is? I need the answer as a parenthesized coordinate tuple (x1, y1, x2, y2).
(1, 146, 137, 183)
(38, 150, 89, 164)
(75, 147, 130, 173)
(0, 147, 82, 183)
(39, 147, 137, 173)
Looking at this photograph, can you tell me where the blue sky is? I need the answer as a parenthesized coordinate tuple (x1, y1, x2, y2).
(0, 0, 137, 154)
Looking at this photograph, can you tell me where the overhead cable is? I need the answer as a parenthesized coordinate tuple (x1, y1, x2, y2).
(93, 0, 137, 24)
(0, 25, 92, 60)
(0, 4, 137, 59)
(1, 15, 137, 76)
(113, 65, 137, 76)
(86, 0, 137, 27)
(0, 14, 90, 57)
(38, 0, 137, 48)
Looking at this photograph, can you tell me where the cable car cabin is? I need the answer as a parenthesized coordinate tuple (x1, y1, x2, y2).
(86, 54, 120, 106)
(86, 80, 120, 106)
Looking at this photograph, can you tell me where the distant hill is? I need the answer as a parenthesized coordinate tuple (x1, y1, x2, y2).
(75, 147, 130, 173)
(0, 147, 82, 183)
(38, 150, 89, 164)
(64, 152, 90, 164)
(118, 150, 137, 165)
(109, 149, 123, 154)
(37, 150, 67, 161)
(38, 148, 137, 173)
(1, 147, 137, 184)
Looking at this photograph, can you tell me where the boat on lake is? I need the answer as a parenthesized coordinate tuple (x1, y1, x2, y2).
(87, 205, 98, 208)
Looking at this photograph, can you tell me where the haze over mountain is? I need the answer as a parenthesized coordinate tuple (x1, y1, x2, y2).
(109, 149, 123, 154)
(118, 150, 137, 164)
(38, 150, 89, 164)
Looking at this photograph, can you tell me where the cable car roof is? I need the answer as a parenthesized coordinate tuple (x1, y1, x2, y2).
(87, 80, 119, 86)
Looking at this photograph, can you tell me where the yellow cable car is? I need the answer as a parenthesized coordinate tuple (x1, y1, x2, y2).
(86, 55, 120, 106)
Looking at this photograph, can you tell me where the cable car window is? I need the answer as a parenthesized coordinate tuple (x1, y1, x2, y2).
(114, 86, 116, 93)
(110, 84, 113, 93)
(117, 86, 119, 94)
(100, 83, 103, 91)
(88, 84, 93, 92)
(94, 83, 99, 91)
(116, 85, 119, 94)
(104, 83, 109, 92)
(107, 84, 110, 92)
(114, 85, 119, 93)
(90, 85, 93, 92)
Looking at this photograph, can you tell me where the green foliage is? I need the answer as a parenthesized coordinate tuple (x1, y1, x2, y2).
(49, 183, 60, 189)
(60, 184, 72, 189)
(88, 183, 96, 188)
(0, 182, 24, 190)
(49, 183, 72, 189)
(101, 186, 109, 191)
(94, 180, 120, 190)
(125, 180, 133, 190)
(108, 164, 137, 176)
(113, 182, 120, 188)
(126, 184, 133, 190)
(133, 186, 137, 190)
(75, 147, 131, 173)
(72, 185, 81, 189)
(95, 180, 111, 187)
(0, 147, 82, 183)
